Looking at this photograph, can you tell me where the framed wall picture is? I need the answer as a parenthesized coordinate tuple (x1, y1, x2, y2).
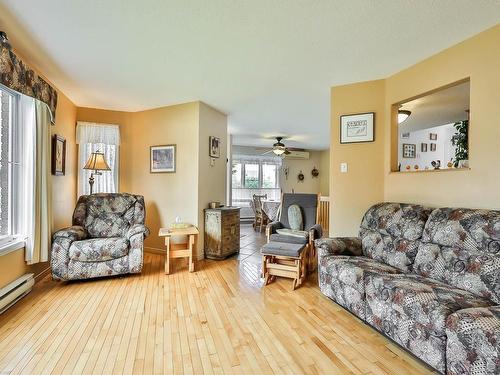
(429, 133, 438, 140)
(421, 143, 428, 152)
(209, 136, 220, 158)
(430, 143, 437, 152)
(51, 135, 66, 176)
(401, 132, 410, 139)
(402, 143, 416, 158)
(340, 112, 375, 144)
(150, 144, 176, 173)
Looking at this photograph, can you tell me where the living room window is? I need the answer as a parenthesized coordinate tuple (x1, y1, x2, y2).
(0, 86, 34, 253)
(231, 156, 281, 218)
(76, 122, 120, 196)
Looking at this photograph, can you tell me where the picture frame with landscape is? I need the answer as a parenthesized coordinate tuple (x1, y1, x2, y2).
(150, 144, 176, 173)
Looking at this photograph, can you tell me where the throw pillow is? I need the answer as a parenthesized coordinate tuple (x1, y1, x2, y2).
(276, 228, 309, 239)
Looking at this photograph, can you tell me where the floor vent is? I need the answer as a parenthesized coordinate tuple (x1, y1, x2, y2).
(0, 273, 34, 314)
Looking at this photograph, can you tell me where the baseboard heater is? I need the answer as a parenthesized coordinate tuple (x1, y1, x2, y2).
(0, 273, 34, 314)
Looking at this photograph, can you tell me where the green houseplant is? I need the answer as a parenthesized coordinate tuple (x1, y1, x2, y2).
(451, 120, 468, 168)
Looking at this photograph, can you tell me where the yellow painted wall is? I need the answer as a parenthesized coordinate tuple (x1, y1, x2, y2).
(330, 80, 386, 236)
(329, 24, 500, 235)
(76, 102, 227, 259)
(384, 25, 500, 208)
(281, 151, 322, 194)
(0, 91, 77, 288)
(197, 103, 228, 256)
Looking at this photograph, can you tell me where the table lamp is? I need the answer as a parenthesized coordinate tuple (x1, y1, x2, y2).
(83, 151, 111, 194)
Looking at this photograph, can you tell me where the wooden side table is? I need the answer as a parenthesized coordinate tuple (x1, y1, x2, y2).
(158, 226, 199, 274)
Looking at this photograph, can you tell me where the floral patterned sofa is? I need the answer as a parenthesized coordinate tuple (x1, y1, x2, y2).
(316, 203, 500, 375)
(51, 193, 150, 281)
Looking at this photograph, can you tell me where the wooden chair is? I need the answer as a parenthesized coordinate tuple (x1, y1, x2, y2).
(262, 193, 323, 289)
(252, 194, 269, 232)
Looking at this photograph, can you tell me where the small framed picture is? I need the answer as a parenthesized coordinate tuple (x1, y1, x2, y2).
(51, 135, 66, 176)
(209, 136, 220, 158)
(430, 143, 437, 152)
(430, 133, 438, 140)
(340, 112, 375, 144)
(421, 143, 428, 152)
(401, 132, 410, 139)
(402, 143, 416, 158)
(150, 145, 176, 173)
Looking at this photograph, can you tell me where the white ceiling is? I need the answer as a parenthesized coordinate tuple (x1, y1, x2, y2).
(0, 1, 499, 149)
(399, 81, 470, 133)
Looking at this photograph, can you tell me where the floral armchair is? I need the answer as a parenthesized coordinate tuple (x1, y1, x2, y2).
(51, 193, 150, 281)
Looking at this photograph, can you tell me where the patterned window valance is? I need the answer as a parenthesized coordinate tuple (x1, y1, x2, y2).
(0, 31, 57, 123)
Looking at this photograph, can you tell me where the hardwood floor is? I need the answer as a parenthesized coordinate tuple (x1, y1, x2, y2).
(0, 225, 436, 374)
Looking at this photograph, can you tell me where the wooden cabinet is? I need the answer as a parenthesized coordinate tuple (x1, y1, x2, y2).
(204, 207, 240, 259)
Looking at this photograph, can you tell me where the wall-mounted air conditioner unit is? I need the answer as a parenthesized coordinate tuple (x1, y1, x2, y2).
(0, 273, 34, 314)
(284, 150, 310, 160)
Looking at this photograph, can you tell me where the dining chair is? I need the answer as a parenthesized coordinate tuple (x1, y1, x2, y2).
(252, 194, 269, 232)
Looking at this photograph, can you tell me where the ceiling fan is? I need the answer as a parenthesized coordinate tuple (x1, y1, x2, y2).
(261, 137, 291, 156)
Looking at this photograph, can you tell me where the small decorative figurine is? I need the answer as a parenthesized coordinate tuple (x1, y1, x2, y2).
(298, 170, 305, 182)
(311, 167, 319, 178)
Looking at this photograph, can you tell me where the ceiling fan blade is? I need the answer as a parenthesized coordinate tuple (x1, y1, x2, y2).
(284, 148, 291, 155)
(261, 149, 275, 155)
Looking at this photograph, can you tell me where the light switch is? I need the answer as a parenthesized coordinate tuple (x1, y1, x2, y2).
(340, 162, 348, 173)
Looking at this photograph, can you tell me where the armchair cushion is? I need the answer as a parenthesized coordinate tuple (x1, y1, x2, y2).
(127, 224, 150, 239)
(270, 233, 308, 245)
(315, 237, 363, 258)
(53, 226, 87, 242)
(69, 237, 129, 262)
(276, 228, 308, 239)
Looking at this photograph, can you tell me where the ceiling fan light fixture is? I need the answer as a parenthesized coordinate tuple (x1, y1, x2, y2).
(398, 109, 411, 124)
(273, 148, 285, 155)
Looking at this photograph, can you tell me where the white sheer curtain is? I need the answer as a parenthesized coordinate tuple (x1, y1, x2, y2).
(22, 99, 52, 264)
(76, 122, 120, 196)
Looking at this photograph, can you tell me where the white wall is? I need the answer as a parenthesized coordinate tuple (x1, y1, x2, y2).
(398, 123, 455, 171)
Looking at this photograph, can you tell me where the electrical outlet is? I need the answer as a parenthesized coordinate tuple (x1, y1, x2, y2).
(340, 162, 348, 173)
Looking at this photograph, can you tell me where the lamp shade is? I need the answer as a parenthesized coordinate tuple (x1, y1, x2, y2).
(83, 152, 111, 171)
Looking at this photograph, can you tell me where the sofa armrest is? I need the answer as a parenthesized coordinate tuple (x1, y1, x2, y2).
(309, 224, 323, 241)
(52, 226, 87, 242)
(127, 224, 150, 240)
(446, 306, 500, 374)
(314, 237, 363, 258)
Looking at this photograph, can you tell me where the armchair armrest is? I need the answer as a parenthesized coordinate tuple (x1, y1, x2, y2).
(266, 221, 283, 242)
(314, 237, 363, 258)
(308, 224, 323, 241)
(52, 226, 87, 242)
(126, 224, 150, 240)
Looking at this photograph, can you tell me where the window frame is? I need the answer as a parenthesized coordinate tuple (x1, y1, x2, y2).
(232, 159, 281, 190)
(0, 84, 26, 255)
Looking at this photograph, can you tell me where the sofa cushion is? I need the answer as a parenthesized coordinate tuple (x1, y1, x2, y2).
(318, 255, 401, 319)
(69, 237, 129, 262)
(414, 207, 500, 304)
(446, 306, 500, 375)
(359, 203, 432, 272)
(270, 233, 308, 244)
(364, 273, 491, 373)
